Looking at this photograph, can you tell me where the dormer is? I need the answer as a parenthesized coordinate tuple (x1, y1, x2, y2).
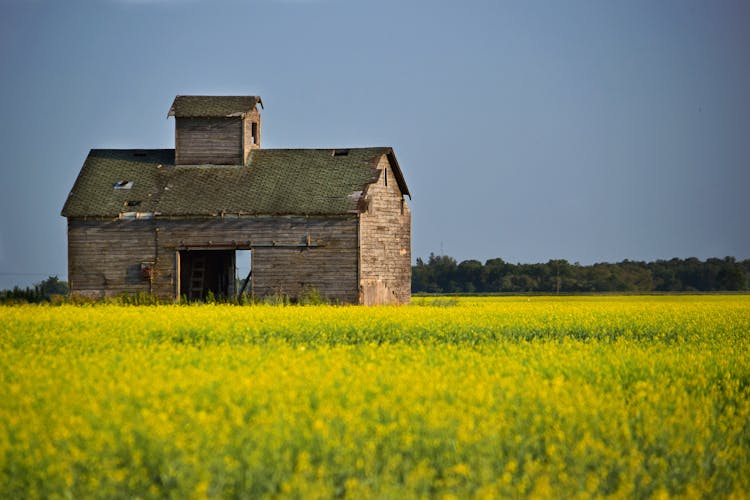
(168, 95, 263, 165)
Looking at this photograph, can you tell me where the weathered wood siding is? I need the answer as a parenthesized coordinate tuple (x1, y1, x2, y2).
(67, 219, 157, 298)
(358, 155, 411, 305)
(68, 216, 360, 303)
(175, 117, 243, 165)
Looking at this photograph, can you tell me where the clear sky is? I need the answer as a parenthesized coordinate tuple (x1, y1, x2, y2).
(1, 0, 748, 289)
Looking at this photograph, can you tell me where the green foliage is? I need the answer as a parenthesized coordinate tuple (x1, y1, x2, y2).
(0, 276, 69, 304)
(262, 291, 290, 306)
(112, 292, 162, 306)
(413, 254, 749, 294)
(298, 287, 329, 306)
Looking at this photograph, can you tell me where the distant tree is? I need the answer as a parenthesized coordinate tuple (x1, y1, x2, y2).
(678, 257, 705, 291)
(650, 260, 682, 291)
(618, 260, 653, 291)
(456, 260, 483, 292)
(546, 260, 567, 293)
(429, 254, 458, 293)
(715, 257, 747, 291)
(1, 276, 69, 304)
(482, 258, 509, 291)
(39, 276, 69, 297)
(411, 257, 435, 293)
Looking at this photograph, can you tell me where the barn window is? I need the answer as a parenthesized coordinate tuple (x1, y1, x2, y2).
(401, 198, 405, 215)
(332, 149, 349, 157)
(250, 122, 258, 145)
(384, 168, 388, 186)
(114, 180, 134, 190)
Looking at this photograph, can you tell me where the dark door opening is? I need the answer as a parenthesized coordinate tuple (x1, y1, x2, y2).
(179, 250, 235, 301)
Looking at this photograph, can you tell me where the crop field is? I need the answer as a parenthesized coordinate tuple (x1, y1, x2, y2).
(1, 296, 749, 499)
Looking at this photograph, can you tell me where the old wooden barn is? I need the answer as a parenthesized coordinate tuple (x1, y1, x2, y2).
(61, 96, 411, 304)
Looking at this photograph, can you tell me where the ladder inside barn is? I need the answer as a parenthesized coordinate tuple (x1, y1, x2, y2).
(189, 257, 206, 301)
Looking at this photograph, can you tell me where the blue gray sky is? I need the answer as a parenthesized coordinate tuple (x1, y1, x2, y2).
(1, 0, 749, 288)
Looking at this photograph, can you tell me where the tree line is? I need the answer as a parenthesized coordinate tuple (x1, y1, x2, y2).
(0, 276, 69, 304)
(412, 255, 749, 293)
(2, 258, 748, 304)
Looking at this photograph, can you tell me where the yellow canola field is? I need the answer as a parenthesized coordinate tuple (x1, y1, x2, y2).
(1, 296, 749, 499)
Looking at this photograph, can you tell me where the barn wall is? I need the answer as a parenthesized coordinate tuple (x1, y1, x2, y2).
(155, 217, 359, 302)
(358, 155, 411, 305)
(68, 219, 156, 298)
(68, 216, 360, 303)
(175, 117, 243, 165)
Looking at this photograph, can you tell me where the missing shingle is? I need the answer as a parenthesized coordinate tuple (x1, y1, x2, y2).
(114, 180, 134, 190)
(332, 149, 350, 157)
(125, 200, 141, 207)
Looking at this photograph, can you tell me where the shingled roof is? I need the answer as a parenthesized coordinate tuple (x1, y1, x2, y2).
(168, 96, 263, 118)
(61, 148, 410, 218)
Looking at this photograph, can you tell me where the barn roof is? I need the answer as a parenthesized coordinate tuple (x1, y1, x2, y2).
(61, 148, 410, 218)
(168, 96, 263, 118)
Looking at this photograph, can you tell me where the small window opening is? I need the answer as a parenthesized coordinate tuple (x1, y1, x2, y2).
(384, 168, 388, 186)
(125, 200, 141, 207)
(400, 198, 405, 215)
(114, 180, 134, 190)
(332, 149, 350, 157)
(250, 122, 258, 145)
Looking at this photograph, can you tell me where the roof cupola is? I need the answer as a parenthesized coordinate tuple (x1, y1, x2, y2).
(168, 95, 263, 165)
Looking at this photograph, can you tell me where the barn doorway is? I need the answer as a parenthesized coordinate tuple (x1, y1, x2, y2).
(179, 250, 235, 301)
